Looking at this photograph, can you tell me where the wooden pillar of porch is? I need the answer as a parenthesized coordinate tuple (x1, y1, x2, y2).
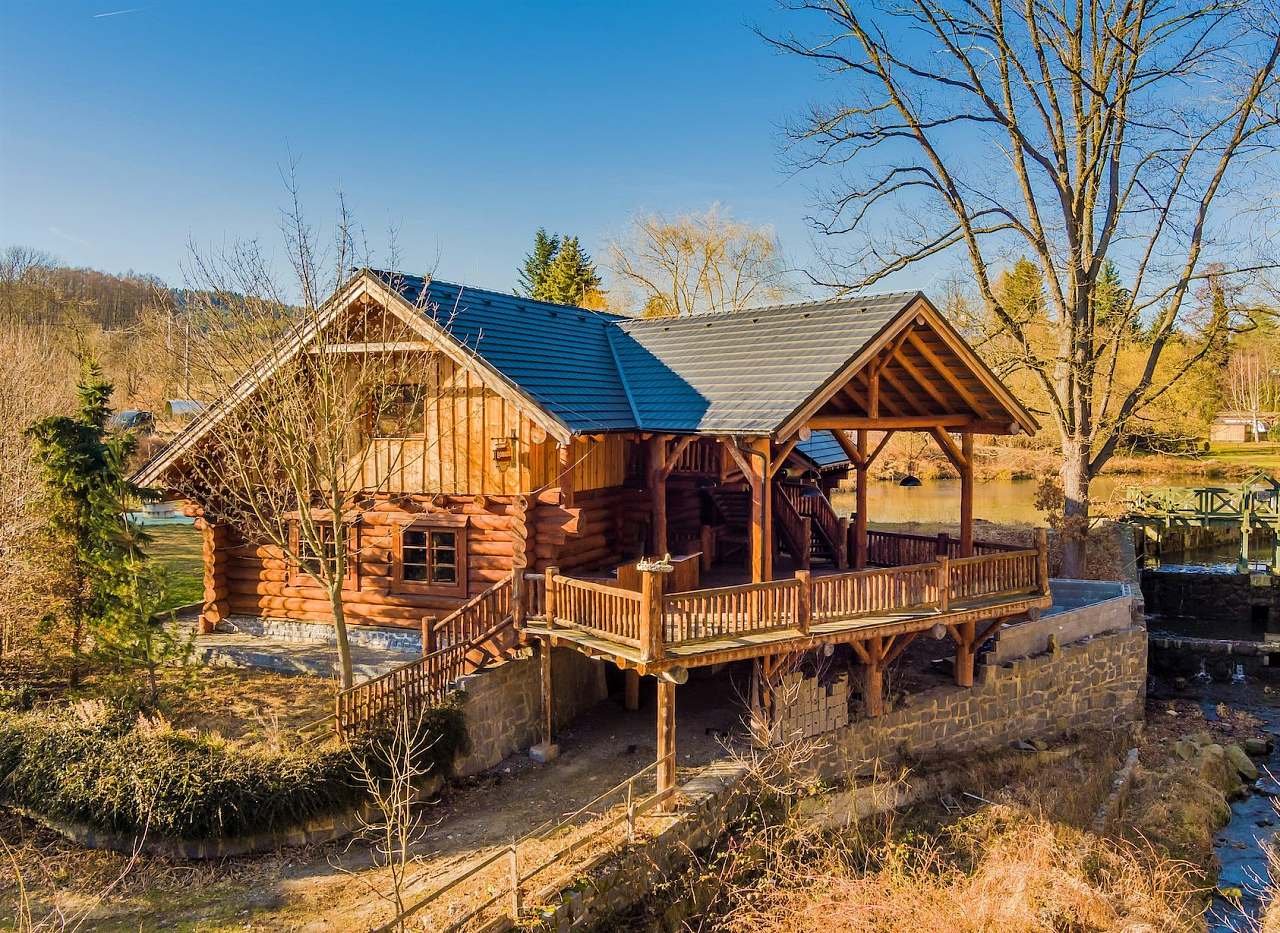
(624, 669, 641, 711)
(656, 678, 677, 810)
(854, 430, 869, 569)
(648, 435, 669, 556)
(929, 427, 975, 557)
(949, 618, 1005, 688)
(723, 436, 773, 582)
(852, 633, 919, 718)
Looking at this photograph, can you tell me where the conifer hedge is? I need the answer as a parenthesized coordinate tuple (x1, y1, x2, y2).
(0, 698, 468, 840)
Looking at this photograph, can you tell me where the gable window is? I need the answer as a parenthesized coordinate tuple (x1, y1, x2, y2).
(370, 383, 426, 438)
(289, 520, 360, 588)
(393, 519, 467, 595)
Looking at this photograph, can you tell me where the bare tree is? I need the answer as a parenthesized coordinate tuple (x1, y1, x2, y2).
(766, 0, 1280, 574)
(171, 183, 444, 689)
(1224, 342, 1280, 439)
(608, 205, 792, 316)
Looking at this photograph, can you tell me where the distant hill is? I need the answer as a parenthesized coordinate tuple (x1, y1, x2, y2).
(0, 245, 171, 330)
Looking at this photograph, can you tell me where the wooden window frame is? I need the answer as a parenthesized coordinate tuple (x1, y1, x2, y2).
(367, 382, 428, 439)
(288, 519, 361, 591)
(391, 517, 468, 597)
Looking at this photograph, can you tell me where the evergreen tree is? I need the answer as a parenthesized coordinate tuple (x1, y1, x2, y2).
(541, 236, 604, 308)
(25, 360, 177, 690)
(517, 228, 560, 299)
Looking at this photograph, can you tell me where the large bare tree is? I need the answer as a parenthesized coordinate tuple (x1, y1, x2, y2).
(767, 0, 1280, 574)
(174, 187, 444, 689)
(608, 206, 792, 316)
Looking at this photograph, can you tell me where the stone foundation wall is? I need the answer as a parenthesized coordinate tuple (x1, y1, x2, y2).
(453, 647, 607, 777)
(816, 626, 1147, 779)
(1142, 569, 1280, 637)
(992, 581, 1138, 663)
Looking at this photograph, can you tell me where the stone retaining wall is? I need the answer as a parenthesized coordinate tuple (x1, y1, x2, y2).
(817, 626, 1146, 780)
(991, 580, 1138, 663)
(1142, 569, 1280, 639)
(454, 647, 608, 777)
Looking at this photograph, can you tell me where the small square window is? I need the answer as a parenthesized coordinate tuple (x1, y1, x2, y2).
(370, 384, 425, 437)
(290, 520, 359, 587)
(394, 523, 466, 594)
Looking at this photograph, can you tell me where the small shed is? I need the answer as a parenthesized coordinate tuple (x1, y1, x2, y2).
(164, 399, 205, 421)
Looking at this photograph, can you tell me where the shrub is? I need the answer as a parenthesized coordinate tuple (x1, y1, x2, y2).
(0, 695, 468, 841)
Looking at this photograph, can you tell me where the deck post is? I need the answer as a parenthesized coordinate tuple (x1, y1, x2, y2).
(959, 432, 974, 557)
(540, 638, 554, 746)
(419, 616, 434, 655)
(795, 570, 811, 635)
(544, 566, 559, 629)
(836, 516, 850, 569)
(639, 565, 666, 662)
(953, 620, 976, 687)
(937, 555, 950, 612)
(1036, 529, 1050, 596)
(854, 638, 885, 718)
(649, 435, 670, 556)
(800, 516, 813, 570)
(511, 570, 525, 629)
(854, 430, 869, 569)
(747, 437, 773, 582)
(700, 524, 715, 571)
(624, 669, 641, 711)
(936, 531, 950, 558)
(656, 678, 676, 810)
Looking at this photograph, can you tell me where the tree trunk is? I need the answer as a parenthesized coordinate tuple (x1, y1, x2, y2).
(329, 584, 355, 690)
(1060, 437, 1091, 579)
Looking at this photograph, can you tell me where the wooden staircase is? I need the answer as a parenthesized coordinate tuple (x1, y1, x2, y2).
(336, 572, 522, 739)
(706, 482, 846, 569)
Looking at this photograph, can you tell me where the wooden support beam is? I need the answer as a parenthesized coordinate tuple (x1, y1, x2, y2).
(905, 331, 996, 419)
(658, 435, 696, 482)
(540, 639, 554, 744)
(854, 430, 869, 569)
(557, 444, 575, 509)
(770, 435, 801, 477)
(624, 669, 640, 711)
(809, 414, 987, 430)
(895, 347, 957, 412)
(951, 620, 977, 688)
(853, 635, 886, 717)
(746, 437, 773, 582)
(960, 432, 974, 557)
(648, 435, 670, 555)
(880, 365, 930, 414)
(656, 679, 676, 810)
(866, 430, 895, 468)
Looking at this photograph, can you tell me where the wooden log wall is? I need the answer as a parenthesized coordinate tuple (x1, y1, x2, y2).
(224, 494, 521, 628)
(196, 517, 230, 633)
(532, 485, 651, 573)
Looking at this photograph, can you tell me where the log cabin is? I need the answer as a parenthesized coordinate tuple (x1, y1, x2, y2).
(136, 268, 1050, 798)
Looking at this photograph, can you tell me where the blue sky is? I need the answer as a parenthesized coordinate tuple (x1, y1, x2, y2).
(0, 1, 861, 297)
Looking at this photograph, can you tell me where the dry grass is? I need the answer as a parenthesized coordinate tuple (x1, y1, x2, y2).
(722, 811, 1202, 933)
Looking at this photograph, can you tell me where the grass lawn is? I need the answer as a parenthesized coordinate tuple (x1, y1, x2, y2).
(1206, 441, 1280, 475)
(146, 523, 204, 610)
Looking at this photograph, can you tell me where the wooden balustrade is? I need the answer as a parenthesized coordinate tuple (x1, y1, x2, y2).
(772, 487, 812, 569)
(431, 572, 514, 649)
(336, 639, 471, 739)
(947, 549, 1040, 602)
(809, 562, 941, 622)
(865, 528, 1028, 566)
(550, 574, 645, 649)
(671, 438, 721, 475)
(662, 577, 801, 645)
(781, 484, 842, 554)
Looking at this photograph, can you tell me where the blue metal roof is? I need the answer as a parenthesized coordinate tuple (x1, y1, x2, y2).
(796, 431, 852, 470)
(375, 271, 921, 437)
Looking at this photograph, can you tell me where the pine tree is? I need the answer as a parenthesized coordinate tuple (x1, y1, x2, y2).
(25, 360, 172, 689)
(541, 236, 604, 308)
(517, 228, 560, 299)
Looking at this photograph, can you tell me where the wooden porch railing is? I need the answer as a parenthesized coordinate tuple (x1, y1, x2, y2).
(948, 549, 1040, 602)
(547, 572, 645, 649)
(809, 562, 941, 622)
(531, 530, 1049, 658)
(336, 572, 518, 740)
(662, 577, 802, 645)
(863, 528, 1026, 566)
(672, 438, 722, 475)
(780, 484, 844, 560)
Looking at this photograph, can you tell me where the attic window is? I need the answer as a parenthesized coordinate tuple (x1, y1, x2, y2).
(370, 384, 425, 437)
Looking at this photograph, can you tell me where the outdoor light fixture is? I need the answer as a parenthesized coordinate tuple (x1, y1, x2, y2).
(491, 433, 516, 470)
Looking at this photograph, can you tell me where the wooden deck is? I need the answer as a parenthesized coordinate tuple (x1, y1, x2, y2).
(520, 537, 1052, 676)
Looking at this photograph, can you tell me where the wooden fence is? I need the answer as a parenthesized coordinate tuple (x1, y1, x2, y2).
(864, 528, 1026, 566)
(948, 549, 1041, 602)
(809, 562, 941, 622)
(547, 572, 644, 649)
(662, 577, 803, 645)
(380, 754, 676, 933)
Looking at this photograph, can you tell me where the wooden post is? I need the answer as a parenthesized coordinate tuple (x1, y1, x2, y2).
(700, 524, 715, 572)
(649, 435, 669, 556)
(420, 617, 434, 655)
(799, 516, 812, 570)
(196, 517, 229, 634)
(936, 531, 950, 558)
(508, 843, 521, 917)
(854, 430, 869, 569)
(937, 555, 950, 612)
(959, 432, 974, 557)
(836, 515, 850, 570)
(748, 437, 773, 582)
(1036, 528, 1050, 595)
(795, 569, 811, 635)
(954, 620, 976, 687)
(639, 566, 666, 662)
(624, 669, 641, 711)
(511, 570, 526, 629)
(544, 566, 559, 628)
(656, 678, 676, 810)
(540, 640, 554, 745)
(856, 638, 885, 718)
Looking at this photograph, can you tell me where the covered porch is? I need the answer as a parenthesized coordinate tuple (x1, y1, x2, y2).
(527, 299, 1046, 803)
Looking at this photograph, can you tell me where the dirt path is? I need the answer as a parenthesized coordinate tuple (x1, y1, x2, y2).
(5, 674, 746, 931)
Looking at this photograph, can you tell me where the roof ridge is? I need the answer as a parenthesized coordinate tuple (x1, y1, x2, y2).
(614, 290, 921, 326)
(368, 268, 629, 323)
